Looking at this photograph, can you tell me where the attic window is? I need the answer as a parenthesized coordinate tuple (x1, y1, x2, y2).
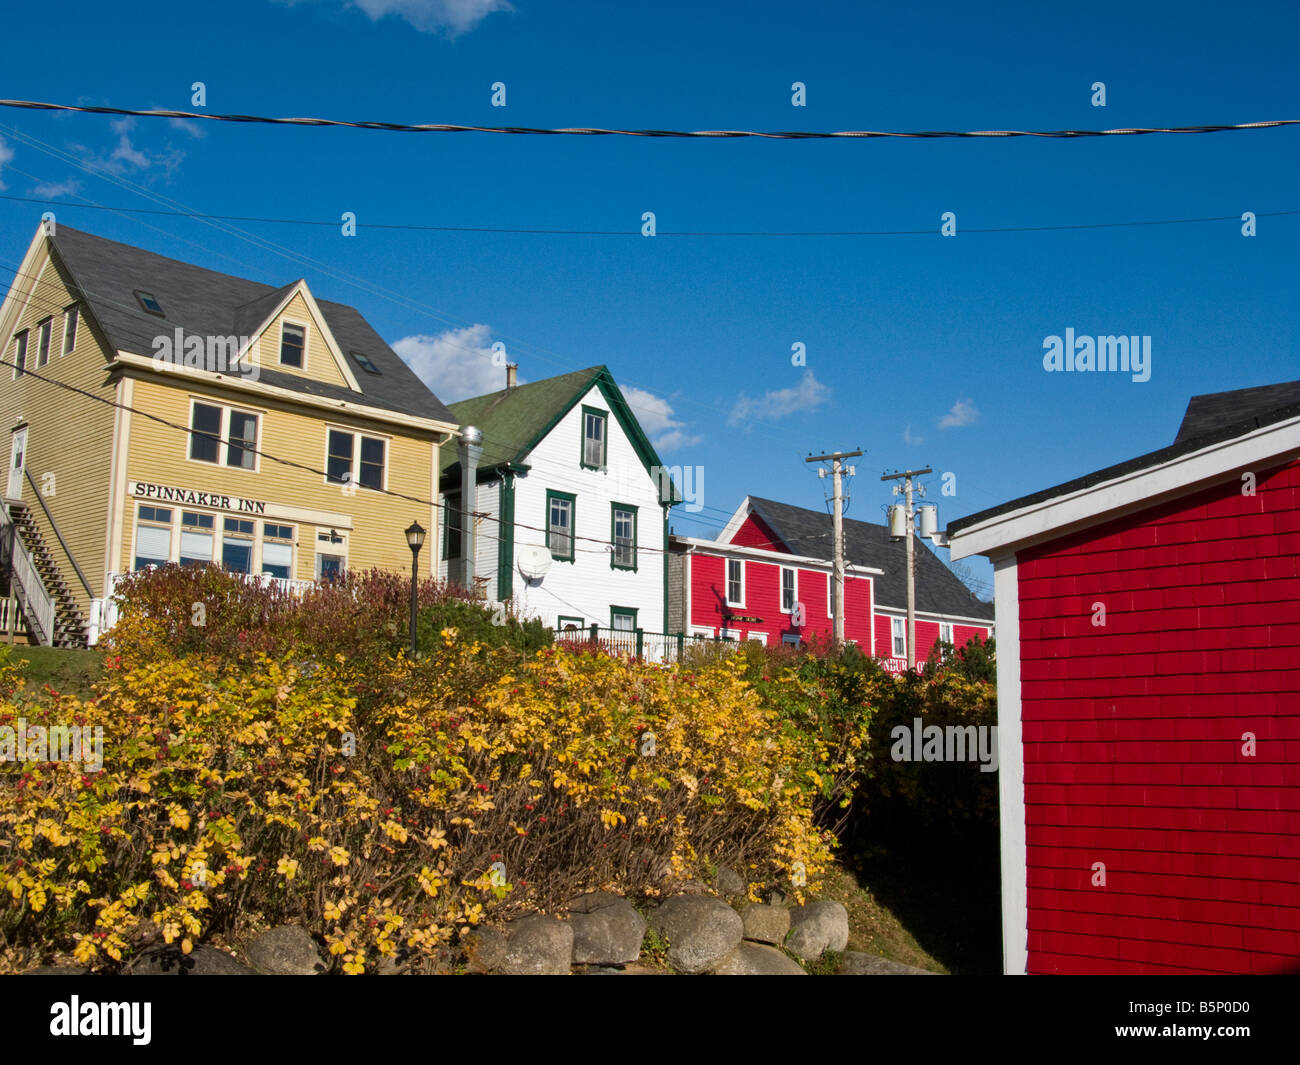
(350, 350, 380, 375)
(280, 323, 305, 368)
(134, 291, 164, 316)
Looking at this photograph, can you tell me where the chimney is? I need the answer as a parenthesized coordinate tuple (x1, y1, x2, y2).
(456, 426, 483, 591)
(505, 363, 517, 389)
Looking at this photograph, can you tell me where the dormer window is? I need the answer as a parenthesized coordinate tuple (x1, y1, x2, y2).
(350, 350, 380, 375)
(280, 323, 305, 368)
(134, 291, 164, 316)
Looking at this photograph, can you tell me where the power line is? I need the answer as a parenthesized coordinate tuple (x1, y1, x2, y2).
(1, 99, 1296, 140)
(4, 192, 1294, 236)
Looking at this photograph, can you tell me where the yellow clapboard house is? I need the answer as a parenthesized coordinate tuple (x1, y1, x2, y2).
(0, 222, 459, 645)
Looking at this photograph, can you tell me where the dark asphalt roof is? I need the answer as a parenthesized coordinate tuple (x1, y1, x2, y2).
(47, 226, 456, 425)
(746, 497, 995, 620)
(948, 379, 1300, 539)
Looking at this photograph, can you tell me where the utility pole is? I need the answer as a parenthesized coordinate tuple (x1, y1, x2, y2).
(882, 467, 932, 670)
(807, 449, 862, 649)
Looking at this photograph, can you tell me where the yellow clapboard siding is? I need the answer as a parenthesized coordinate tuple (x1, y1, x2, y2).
(125, 377, 440, 580)
(0, 252, 115, 615)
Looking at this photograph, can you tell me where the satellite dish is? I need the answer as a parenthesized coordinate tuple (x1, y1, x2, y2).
(517, 544, 552, 581)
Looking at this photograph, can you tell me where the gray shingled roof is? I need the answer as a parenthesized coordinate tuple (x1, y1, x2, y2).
(1174, 380, 1300, 444)
(949, 380, 1300, 537)
(745, 497, 995, 619)
(47, 226, 456, 425)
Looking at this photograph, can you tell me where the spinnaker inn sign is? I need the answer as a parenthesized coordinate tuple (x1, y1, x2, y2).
(128, 481, 267, 515)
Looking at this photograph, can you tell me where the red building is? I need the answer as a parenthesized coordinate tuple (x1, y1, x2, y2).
(949, 380, 1300, 975)
(667, 496, 994, 662)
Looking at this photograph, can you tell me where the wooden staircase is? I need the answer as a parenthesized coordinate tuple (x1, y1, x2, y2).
(4, 501, 88, 647)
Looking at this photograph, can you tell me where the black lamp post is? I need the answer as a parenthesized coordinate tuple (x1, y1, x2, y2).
(405, 520, 426, 656)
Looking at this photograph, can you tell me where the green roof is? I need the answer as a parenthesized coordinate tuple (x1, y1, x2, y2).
(440, 365, 677, 501)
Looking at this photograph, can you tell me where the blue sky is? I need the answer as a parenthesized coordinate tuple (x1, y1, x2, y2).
(1, 0, 1296, 598)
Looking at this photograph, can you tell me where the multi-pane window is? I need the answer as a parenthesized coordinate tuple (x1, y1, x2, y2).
(726, 558, 744, 606)
(611, 607, 637, 632)
(190, 402, 258, 469)
(781, 567, 796, 613)
(581, 407, 607, 468)
(262, 523, 294, 579)
(611, 504, 636, 569)
(892, 617, 906, 657)
(62, 305, 78, 356)
(547, 491, 575, 561)
(13, 330, 27, 378)
(226, 411, 258, 469)
(280, 323, 305, 368)
(316, 531, 345, 581)
(36, 318, 52, 368)
(940, 622, 953, 645)
(134, 506, 172, 570)
(180, 511, 214, 567)
(326, 429, 386, 490)
(223, 517, 255, 574)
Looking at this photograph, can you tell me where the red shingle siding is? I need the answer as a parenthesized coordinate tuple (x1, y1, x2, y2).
(1018, 457, 1300, 974)
(729, 513, 792, 551)
(685, 550, 873, 646)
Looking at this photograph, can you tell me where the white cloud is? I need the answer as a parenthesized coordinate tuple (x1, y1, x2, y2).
(938, 398, 979, 430)
(167, 117, 207, 139)
(0, 137, 12, 191)
(285, 0, 512, 36)
(622, 385, 701, 453)
(69, 117, 185, 180)
(392, 324, 517, 402)
(903, 423, 924, 446)
(727, 370, 831, 426)
(31, 178, 81, 199)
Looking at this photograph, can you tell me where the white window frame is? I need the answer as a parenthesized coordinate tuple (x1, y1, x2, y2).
(940, 622, 954, 645)
(689, 625, 714, 640)
(133, 505, 174, 570)
(187, 397, 262, 473)
(827, 571, 833, 617)
(315, 528, 349, 580)
(323, 425, 390, 492)
(62, 304, 79, 356)
(892, 616, 906, 658)
(780, 566, 797, 614)
(36, 317, 52, 368)
(12, 329, 28, 379)
(279, 319, 308, 370)
(719, 628, 740, 642)
(261, 522, 296, 580)
(725, 557, 745, 607)
(745, 631, 767, 646)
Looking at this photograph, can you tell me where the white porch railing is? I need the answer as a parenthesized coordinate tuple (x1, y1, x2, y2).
(10, 533, 57, 646)
(89, 570, 320, 646)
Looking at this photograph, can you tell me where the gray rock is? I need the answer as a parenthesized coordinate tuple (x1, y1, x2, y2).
(129, 944, 258, 975)
(567, 892, 646, 965)
(501, 914, 574, 975)
(712, 864, 746, 897)
(463, 926, 507, 974)
(244, 925, 328, 975)
(766, 888, 787, 906)
(713, 942, 808, 975)
(741, 903, 791, 946)
(837, 951, 938, 975)
(23, 965, 90, 975)
(785, 900, 850, 960)
(650, 896, 743, 974)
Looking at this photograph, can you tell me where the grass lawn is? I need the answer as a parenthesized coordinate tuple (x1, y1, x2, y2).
(9, 645, 104, 700)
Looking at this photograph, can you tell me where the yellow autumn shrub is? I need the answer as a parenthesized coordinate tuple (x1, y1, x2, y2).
(1, 620, 854, 973)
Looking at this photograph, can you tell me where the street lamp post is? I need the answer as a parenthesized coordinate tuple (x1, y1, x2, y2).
(405, 520, 426, 656)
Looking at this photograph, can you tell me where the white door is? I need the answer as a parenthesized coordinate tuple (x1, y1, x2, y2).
(8, 427, 27, 499)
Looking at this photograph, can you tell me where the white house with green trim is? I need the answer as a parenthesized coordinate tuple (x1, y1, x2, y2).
(438, 365, 677, 636)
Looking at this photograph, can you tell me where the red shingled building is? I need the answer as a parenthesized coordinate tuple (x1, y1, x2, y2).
(949, 380, 1300, 975)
